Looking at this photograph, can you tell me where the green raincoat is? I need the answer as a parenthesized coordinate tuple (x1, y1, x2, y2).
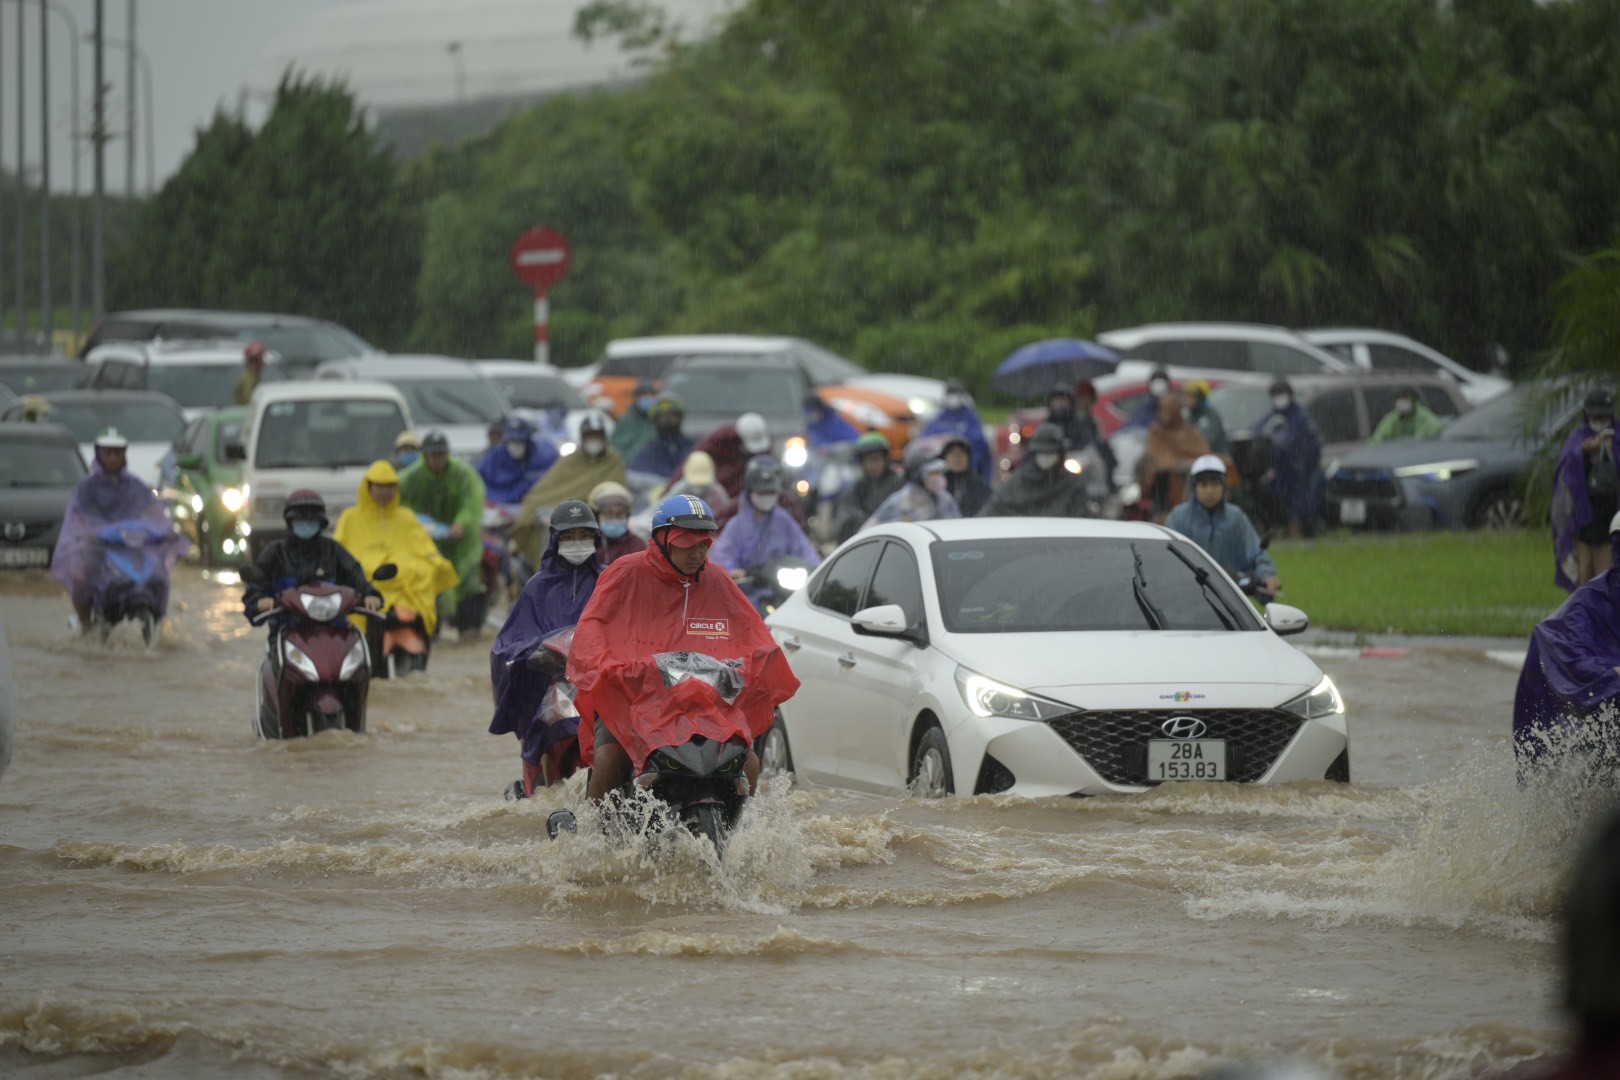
(399, 455, 487, 611)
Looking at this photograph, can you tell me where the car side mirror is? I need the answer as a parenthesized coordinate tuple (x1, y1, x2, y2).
(851, 604, 926, 646)
(1265, 603, 1309, 636)
(174, 451, 203, 470)
(223, 440, 246, 462)
(372, 562, 399, 582)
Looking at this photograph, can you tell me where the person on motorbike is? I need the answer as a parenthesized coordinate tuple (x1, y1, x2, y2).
(333, 461, 459, 640)
(832, 431, 904, 542)
(710, 457, 820, 598)
(1124, 366, 1174, 430)
(610, 378, 660, 462)
(674, 412, 773, 500)
(940, 433, 993, 518)
(1369, 387, 1444, 445)
(400, 430, 488, 635)
(512, 411, 628, 565)
(863, 441, 962, 529)
(478, 416, 558, 506)
(628, 393, 694, 479)
(921, 378, 993, 482)
(242, 490, 383, 620)
(393, 430, 421, 471)
(1182, 380, 1230, 455)
(1554, 387, 1618, 591)
(490, 499, 605, 799)
(980, 424, 1091, 518)
(804, 394, 859, 451)
(51, 427, 191, 633)
(588, 481, 646, 564)
(665, 450, 733, 516)
(1164, 455, 1279, 597)
(567, 494, 800, 804)
(1043, 383, 1117, 484)
(1140, 388, 1213, 522)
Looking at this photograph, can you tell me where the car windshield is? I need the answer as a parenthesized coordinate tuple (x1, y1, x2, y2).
(0, 441, 86, 487)
(394, 376, 507, 424)
(0, 362, 83, 395)
(44, 401, 184, 444)
(1441, 384, 1531, 441)
(255, 398, 407, 468)
(146, 363, 250, 409)
(1205, 385, 1272, 433)
(932, 537, 1260, 633)
(662, 364, 803, 425)
(488, 372, 586, 410)
(791, 341, 867, 385)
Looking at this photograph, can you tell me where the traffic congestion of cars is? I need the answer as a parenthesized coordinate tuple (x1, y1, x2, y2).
(0, 308, 1543, 801)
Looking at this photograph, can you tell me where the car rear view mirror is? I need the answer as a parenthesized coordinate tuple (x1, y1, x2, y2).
(851, 604, 910, 638)
(223, 441, 246, 462)
(1265, 603, 1309, 636)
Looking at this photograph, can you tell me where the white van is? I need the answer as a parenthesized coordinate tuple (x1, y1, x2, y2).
(231, 381, 413, 558)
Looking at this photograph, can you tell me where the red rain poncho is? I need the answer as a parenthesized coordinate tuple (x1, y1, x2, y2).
(567, 544, 799, 771)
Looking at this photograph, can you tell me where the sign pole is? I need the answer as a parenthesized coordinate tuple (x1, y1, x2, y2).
(533, 292, 549, 364)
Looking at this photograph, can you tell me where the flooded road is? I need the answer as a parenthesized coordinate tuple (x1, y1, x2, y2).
(0, 568, 1590, 1078)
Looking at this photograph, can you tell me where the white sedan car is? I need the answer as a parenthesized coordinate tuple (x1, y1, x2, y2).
(762, 518, 1349, 797)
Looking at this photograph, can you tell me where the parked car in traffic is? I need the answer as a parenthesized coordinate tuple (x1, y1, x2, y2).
(472, 360, 602, 443)
(0, 422, 87, 569)
(1300, 328, 1509, 406)
(78, 309, 377, 377)
(1323, 381, 1580, 530)
(0, 389, 185, 489)
(314, 355, 507, 459)
(761, 517, 1348, 797)
(231, 381, 413, 558)
(79, 340, 283, 419)
(160, 407, 250, 566)
(1098, 323, 1358, 379)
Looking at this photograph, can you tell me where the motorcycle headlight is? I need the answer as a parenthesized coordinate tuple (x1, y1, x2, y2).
(1281, 675, 1344, 720)
(954, 666, 1069, 722)
(190, 494, 205, 513)
(282, 639, 320, 680)
(783, 437, 809, 469)
(301, 592, 342, 622)
(220, 486, 246, 513)
(1064, 457, 1082, 474)
(339, 637, 369, 680)
(775, 565, 809, 591)
(1391, 458, 1479, 482)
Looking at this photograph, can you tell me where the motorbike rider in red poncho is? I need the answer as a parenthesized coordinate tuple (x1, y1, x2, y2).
(567, 494, 800, 803)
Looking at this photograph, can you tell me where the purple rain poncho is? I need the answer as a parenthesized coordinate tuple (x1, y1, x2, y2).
(50, 460, 190, 614)
(710, 504, 820, 577)
(487, 528, 601, 765)
(1513, 532, 1620, 774)
(1552, 420, 1603, 592)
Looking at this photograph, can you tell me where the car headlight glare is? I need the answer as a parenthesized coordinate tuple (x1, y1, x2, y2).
(783, 437, 809, 469)
(282, 639, 320, 680)
(1391, 458, 1479, 482)
(339, 637, 369, 680)
(775, 566, 809, 591)
(220, 486, 246, 513)
(1281, 675, 1344, 720)
(955, 666, 1069, 722)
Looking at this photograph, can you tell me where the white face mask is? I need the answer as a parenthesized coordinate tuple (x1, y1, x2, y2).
(1271, 395, 1291, 411)
(505, 440, 527, 459)
(750, 493, 777, 514)
(1150, 380, 1169, 397)
(1396, 400, 1414, 416)
(944, 393, 965, 410)
(582, 437, 606, 457)
(558, 539, 596, 565)
(1035, 452, 1060, 470)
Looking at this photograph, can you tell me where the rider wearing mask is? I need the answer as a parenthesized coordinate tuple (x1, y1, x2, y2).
(333, 461, 459, 638)
(242, 490, 382, 619)
(1369, 387, 1444, 444)
(710, 456, 820, 588)
(832, 431, 904, 542)
(940, 433, 993, 518)
(512, 411, 628, 566)
(393, 430, 421, 471)
(1139, 388, 1213, 522)
(677, 411, 773, 500)
(588, 481, 646, 564)
(665, 450, 733, 515)
(920, 378, 993, 483)
(52, 428, 191, 633)
(1181, 380, 1230, 455)
(1125, 366, 1174, 430)
(1165, 455, 1279, 596)
(864, 441, 962, 529)
(1258, 378, 1324, 538)
(610, 378, 661, 462)
(980, 423, 1091, 518)
(478, 416, 558, 506)
(1554, 388, 1619, 591)
(628, 393, 695, 479)
(489, 499, 605, 800)
(400, 430, 488, 635)
(567, 494, 800, 804)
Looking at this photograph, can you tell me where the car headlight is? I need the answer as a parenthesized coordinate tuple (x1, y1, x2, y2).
(954, 666, 1070, 722)
(301, 592, 343, 622)
(783, 437, 809, 469)
(1281, 675, 1344, 720)
(558, 441, 577, 456)
(339, 637, 369, 680)
(282, 639, 320, 680)
(775, 565, 809, 591)
(220, 486, 246, 513)
(1391, 458, 1479, 482)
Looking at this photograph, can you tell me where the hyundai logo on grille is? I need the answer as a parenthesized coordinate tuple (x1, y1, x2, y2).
(1161, 716, 1208, 739)
(2, 522, 24, 542)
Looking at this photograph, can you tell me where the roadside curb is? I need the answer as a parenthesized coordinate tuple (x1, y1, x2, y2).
(1295, 632, 1528, 670)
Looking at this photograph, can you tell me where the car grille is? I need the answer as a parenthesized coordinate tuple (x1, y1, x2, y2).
(0, 520, 56, 545)
(1046, 709, 1304, 785)
(1327, 469, 1399, 501)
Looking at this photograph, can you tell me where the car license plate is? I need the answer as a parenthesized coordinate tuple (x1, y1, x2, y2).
(0, 546, 49, 568)
(1147, 739, 1226, 782)
(1339, 498, 1367, 524)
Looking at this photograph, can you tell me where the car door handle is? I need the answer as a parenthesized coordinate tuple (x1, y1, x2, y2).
(837, 652, 856, 668)
(779, 635, 801, 651)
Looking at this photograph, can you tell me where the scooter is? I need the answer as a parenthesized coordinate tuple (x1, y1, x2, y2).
(244, 563, 396, 739)
(366, 602, 432, 679)
(90, 519, 177, 647)
(743, 555, 816, 616)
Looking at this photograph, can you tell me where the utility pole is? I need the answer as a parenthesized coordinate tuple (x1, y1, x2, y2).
(1, 7, 8, 338)
(124, 0, 133, 201)
(39, 0, 49, 346)
(91, 0, 104, 317)
(14, 0, 25, 336)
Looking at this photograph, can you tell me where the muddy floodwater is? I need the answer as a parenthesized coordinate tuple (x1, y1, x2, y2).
(0, 569, 1594, 1078)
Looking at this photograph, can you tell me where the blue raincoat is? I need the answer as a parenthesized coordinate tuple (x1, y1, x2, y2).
(921, 406, 993, 482)
(478, 437, 558, 505)
(1165, 497, 1277, 581)
(488, 528, 602, 765)
(1259, 404, 1324, 525)
(807, 407, 860, 449)
(1552, 420, 1610, 592)
(629, 432, 695, 479)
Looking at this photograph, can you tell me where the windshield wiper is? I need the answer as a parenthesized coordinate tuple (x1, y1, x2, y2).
(1164, 542, 1242, 631)
(1130, 543, 1166, 631)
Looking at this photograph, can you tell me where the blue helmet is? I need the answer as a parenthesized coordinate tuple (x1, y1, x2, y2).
(502, 416, 533, 441)
(651, 493, 719, 535)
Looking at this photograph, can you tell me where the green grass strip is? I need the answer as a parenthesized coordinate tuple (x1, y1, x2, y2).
(1270, 528, 1568, 638)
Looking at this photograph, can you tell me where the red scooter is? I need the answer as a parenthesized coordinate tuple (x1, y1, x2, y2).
(245, 564, 396, 739)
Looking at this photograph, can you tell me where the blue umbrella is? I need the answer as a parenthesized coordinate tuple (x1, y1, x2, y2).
(993, 339, 1122, 399)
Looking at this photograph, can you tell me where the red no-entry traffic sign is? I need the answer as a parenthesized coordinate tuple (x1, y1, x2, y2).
(509, 227, 573, 293)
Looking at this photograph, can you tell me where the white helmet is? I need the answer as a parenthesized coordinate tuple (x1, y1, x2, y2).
(1611, 510, 1620, 536)
(736, 412, 771, 454)
(1191, 454, 1226, 480)
(94, 427, 129, 450)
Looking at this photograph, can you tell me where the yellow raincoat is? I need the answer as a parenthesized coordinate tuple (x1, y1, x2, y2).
(334, 461, 459, 635)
